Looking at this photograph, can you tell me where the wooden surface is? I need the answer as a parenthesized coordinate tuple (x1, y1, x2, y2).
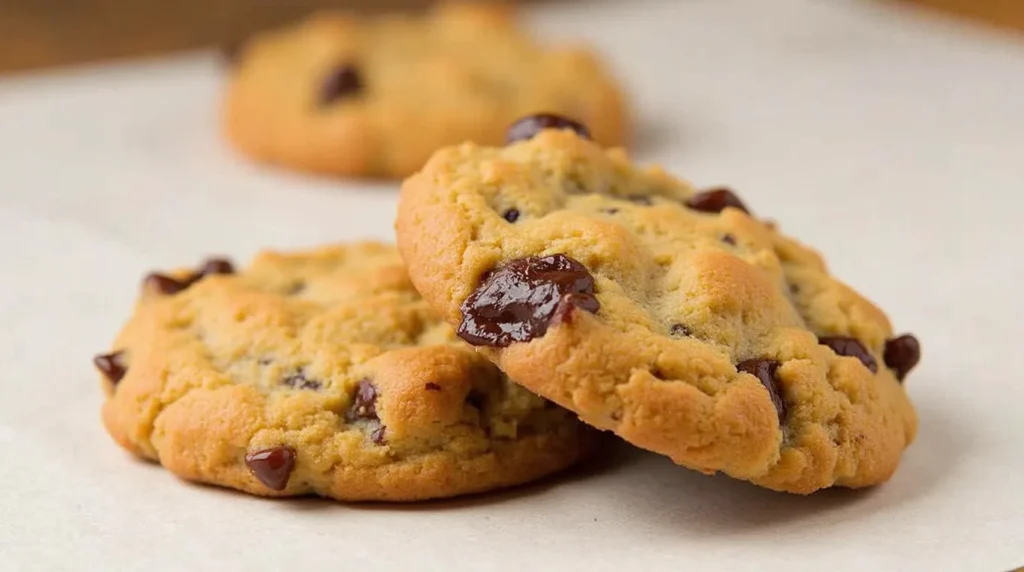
(898, 0, 1024, 33)
(0, 0, 1020, 73)
(0, 0, 434, 73)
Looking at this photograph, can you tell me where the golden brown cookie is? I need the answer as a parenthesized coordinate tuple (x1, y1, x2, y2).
(221, 2, 629, 178)
(94, 242, 593, 501)
(395, 121, 921, 494)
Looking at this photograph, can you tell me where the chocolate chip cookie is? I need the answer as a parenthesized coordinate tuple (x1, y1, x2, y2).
(395, 120, 920, 494)
(221, 2, 629, 178)
(95, 242, 592, 501)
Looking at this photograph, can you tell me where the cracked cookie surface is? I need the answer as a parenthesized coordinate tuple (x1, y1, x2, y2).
(396, 127, 920, 494)
(96, 242, 592, 501)
(222, 2, 628, 178)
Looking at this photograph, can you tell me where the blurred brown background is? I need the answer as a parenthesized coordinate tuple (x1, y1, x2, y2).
(0, 0, 435, 72)
(0, 0, 1020, 73)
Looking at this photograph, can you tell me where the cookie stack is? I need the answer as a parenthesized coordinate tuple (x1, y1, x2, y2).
(94, 2, 920, 502)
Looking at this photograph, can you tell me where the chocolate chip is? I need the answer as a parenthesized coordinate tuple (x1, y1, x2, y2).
(424, 382, 442, 391)
(818, 336, 878, 373)
(287, 282, 306, 296)
(789, 283, 800, 295)
(670, 323, 692, 337)
(346, 381, 386, 444)
(466, 390, 486, 410)
(244, 447, 296, 491)
(93, 351, 127, 384)
(551, 293, 593, 328)
(347, 379, 379, 422)
(737, 359, 787, 424)
(884, 334, 920, 382)
(320, 64, 363, 105)
(600, 207, 620, 215)
(685, 187, 750, 215)
(144, 273, 188, 295)
(722, 234, 737, 245)
(627, 195, 653, 205)
(506, 113, 591, 144)
(370, 425, 386, 445)
(503, 208, 521, 223)
(281, 371, 321, 391)
(457, 254, 600, 347)
(143, 257, 236, 295)
(199, 258, 234, 277)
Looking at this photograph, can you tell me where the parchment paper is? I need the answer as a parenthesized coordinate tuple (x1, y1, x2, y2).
(1, 1, 1021, 570)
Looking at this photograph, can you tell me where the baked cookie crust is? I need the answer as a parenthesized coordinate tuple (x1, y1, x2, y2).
(396, 127, 919, 494)
(95, 242, 592, 501)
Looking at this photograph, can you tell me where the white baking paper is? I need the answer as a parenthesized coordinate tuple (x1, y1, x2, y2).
(0, 0, 1021, 570)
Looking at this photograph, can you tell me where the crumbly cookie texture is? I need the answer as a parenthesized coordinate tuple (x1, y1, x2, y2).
(221, 1, 629, 178)
(95, 242, 592, 501)
(396, 127, 920, 494)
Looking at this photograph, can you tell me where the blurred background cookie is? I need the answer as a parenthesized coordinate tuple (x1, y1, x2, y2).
(221, 2, 629, 178)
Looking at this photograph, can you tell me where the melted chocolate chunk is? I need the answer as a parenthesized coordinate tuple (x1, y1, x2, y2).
(737, 359, 787, 424)
(551, 293, 592, 327)
(600, 207, 620, 215)
(457, 254, 600, 347)
(199, 258, 234, 277)
(347, 379, 379, 421)
(670, 323, 692, 337)
(320, 64, 364, 105)
(94, 351, 127, 384)
(281, 371, 322, 391)
(818, 336, 878, 373)
(424, 382, 442, 391)
(503, 208, 521, 223)
(144, 273, 188, 295)
(346, 381, 386, 444)
(466, 390, 486, 410)
(506, 113, 591, 144)
(884, 334, 921, 382)
(685, 187, 750, 215)
(722, 234, 737, 245)
(245, 447, 296, 491)
(144, 257, 236, 295)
